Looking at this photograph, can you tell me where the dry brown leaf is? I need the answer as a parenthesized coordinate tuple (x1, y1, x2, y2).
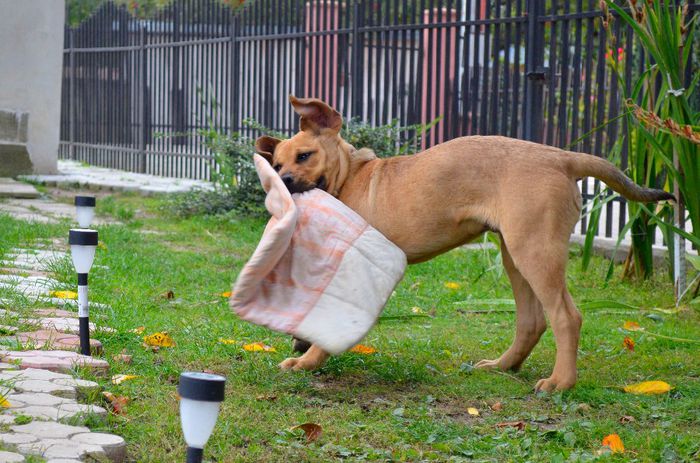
(112, 352, 133, 364)
(102, 391, 128, 415)
(256, 394, 278, 401)
(602, 433, 625, 453)
(292, 423, 322, 443)
(490, 402, 503, 412)
(496, 421, 525, 431)
(160, 290, 175, 300)
(619, 415, 635, 424)
(623, 380, 671, 395)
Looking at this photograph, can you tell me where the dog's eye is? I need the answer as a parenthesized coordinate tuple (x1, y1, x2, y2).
(296, 152, 313, 163)
(273, 164, 281, 172)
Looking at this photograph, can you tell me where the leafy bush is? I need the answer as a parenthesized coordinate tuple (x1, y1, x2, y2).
(165, 118, 436, 217)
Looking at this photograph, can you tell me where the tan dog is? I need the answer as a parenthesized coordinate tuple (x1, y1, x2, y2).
(255, 96, 673, 391)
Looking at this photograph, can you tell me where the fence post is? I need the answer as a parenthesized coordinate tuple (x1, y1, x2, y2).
(230, 12, 240, 134)
(139, 26, 147, 173)
(350, 0, 363, 118)
(523, 0, 545, 142)
(69, 29, 76, 161)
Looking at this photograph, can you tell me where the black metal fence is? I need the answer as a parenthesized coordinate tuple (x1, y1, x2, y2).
(60, 0, 697, 237)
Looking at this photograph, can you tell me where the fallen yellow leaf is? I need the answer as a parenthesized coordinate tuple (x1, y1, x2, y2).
(220, 291, 233, 298)
(350, 344, 377, 354)
(49, 290, 77, 300)
(467, 407, 480, 416)
(143, 332, 175, 347)
(97, 242, 108, 251)
(602, 433, 625, 453)
(623, 321, 643, 331)
(444, 282, 461, 290)
(130, 326, 145, 335)
(411, 306, 423, 314)
(0, 397, 10, 408)
(111, 374, 139, 385)
(243, 342, 276, 352)
(623, 380, 671, 395)
(218, 338, 238, 345)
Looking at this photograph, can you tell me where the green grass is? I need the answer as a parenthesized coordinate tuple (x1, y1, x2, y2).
(1, 192, 699, 462)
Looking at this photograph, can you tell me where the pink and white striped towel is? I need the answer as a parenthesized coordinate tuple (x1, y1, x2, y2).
(230, 154, 407, 354)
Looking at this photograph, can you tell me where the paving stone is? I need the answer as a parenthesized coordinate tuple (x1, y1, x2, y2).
(16, 439, 106, 461)
(0, 368, 72, 381)
(0, 432, 38, 445)
(52, 378, 100, 396)
(14, 330, 102, 354)
(11, 380, 75, 399)
(0, 450, 25, 462)
(46, 460, 82, 463)
(0, 178, 39, 199)
(10, 421, 89, 439)
(0, 325, 18, 335)
(56, 403, 108, 419)
(71, 432, 126, 462)
(6, 392, 71, 407)
(33, 309, 76, 318)
(0, 415, 17, 424)
(0, 351, 109, 375)
(0, 362, 19, 370)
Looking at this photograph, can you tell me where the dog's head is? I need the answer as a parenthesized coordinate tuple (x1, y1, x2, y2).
(255, 96, 355, 196)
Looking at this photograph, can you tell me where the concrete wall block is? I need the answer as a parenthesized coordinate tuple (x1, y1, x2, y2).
(0, 109, 30, 143)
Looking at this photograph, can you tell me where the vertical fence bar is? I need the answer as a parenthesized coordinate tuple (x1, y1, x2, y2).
(351, 0, 363, 118)
(139, 26, 147, 173)
(69, 29, 76, 160)
(523, 0, 545, 142)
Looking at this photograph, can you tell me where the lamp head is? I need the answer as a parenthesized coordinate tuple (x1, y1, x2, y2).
(69, 229, 98, 274)
(179, 372, 226, 449)
(75, 196, 96, 228)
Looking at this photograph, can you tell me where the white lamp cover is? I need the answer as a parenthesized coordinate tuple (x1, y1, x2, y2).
(70, 244, 97, 274)
(180, 398, 221, 448)
(76, 206, 95, 228)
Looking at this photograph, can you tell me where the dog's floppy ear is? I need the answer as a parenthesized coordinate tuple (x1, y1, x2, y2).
(289, 95, 342, 134)
(255, 136, 281, 164)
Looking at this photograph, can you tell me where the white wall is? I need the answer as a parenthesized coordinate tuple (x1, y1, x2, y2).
(0, 0, 65, 174)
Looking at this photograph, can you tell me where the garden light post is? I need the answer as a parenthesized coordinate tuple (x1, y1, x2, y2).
(69, 228, 98, 356)
(179, 372, 226, 463)
(74, 195, 96, 228)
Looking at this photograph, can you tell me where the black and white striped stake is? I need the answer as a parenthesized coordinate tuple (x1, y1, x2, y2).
(69, 229, 98, 356)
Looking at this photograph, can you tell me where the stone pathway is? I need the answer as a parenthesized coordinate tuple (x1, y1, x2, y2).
(0, 179, 39, 199)
(0, 245, 127, 462)
(21, 159, 213, 195)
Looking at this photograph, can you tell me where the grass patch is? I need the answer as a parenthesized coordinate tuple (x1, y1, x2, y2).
(1, 194, 699, 462)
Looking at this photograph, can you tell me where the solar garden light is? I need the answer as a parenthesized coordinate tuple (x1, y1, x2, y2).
(69, 228, 98, 356)
(74, 195, 96, 228)
(179, 372, 226, 463)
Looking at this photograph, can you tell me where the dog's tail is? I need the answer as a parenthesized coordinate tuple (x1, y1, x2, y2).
(566, 152, 675, 203)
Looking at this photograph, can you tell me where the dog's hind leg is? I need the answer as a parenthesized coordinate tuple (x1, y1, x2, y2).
(503, 236, 582, 392)
(475, 236, 546, 372)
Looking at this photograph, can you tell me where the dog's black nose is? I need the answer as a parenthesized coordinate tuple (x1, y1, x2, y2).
(281, 174, 294, 187)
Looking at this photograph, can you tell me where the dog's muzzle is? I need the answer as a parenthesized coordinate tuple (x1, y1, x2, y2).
(281, 174, 326, 194)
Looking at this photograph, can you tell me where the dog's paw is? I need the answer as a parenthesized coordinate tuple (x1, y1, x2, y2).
(279, 357, 318, 371)
(534, 375, 576, 392)
(279, 357, 302, 371)
(474, 359, 501, 370)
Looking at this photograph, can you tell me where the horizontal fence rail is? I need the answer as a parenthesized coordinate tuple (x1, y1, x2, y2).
(60, 0, 698, 244)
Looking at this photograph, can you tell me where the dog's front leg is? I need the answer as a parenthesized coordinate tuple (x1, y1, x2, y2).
(279, 344, 329, 371)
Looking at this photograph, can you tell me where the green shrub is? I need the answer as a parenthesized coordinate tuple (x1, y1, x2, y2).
(164, 118, 436, 218)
